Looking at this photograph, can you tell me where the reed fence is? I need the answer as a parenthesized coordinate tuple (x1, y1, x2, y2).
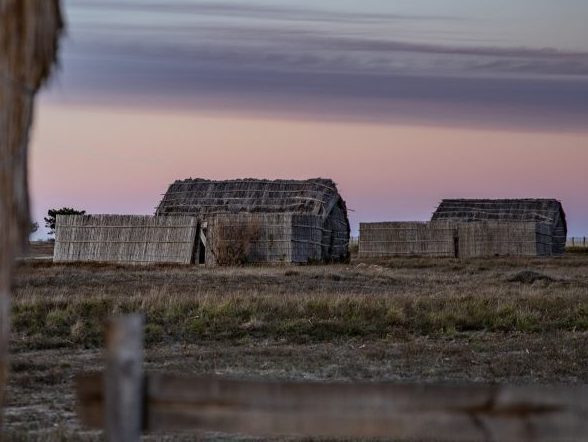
(76, 315, 588, 442)
(567, 237, 588, 248)
(53, 215, 199, 264)
(359, 221, 558, 258)
(359, 222, 456, 258)
(458, 222, 552, 258)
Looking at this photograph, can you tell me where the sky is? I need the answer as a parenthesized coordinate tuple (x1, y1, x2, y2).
(31, 0, 588, 236)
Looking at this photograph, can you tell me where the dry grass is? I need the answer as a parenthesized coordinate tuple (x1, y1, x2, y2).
(5, 253, 588, 439)
(10, 254, 588, 350)
(20, 241, 54, 259)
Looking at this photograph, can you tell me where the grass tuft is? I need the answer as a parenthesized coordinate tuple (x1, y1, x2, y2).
(508, 270, 555, 284)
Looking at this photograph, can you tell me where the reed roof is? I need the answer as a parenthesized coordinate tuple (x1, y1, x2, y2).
(156, 178, 348, 220)
(432, 199, 567, 228)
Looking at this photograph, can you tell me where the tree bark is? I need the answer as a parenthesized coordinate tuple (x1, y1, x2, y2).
(0, 0, 63, 429)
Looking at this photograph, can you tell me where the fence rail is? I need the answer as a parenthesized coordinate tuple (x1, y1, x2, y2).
(77, 372, 588, 441)
(567, 237, 588, 248)
(76, 315, 588, 442)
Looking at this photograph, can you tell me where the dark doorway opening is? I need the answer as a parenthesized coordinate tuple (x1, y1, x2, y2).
(191, 225, 207, 265)
(453, 233, 460, 258)
(198, 237, 206, 264)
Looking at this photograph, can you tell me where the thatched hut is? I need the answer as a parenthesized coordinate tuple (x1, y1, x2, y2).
(156, 178, 350, 264)
(432, 199, 567, 256)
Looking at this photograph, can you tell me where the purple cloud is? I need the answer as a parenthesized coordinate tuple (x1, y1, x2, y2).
(45, 0, 588, 131)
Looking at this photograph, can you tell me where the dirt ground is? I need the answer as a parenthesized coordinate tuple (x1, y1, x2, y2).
(4, 248, 588, 440)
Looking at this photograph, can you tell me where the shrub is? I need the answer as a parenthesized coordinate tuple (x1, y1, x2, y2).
(508, 270, 554, 284)
(210, 218, 261, 266)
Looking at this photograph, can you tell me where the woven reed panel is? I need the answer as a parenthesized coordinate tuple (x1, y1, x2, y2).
(457, 222, 552, 258)
(359, 222, 456, 258)
(205, 213, 327, 265)
(53, 215, 198, 264)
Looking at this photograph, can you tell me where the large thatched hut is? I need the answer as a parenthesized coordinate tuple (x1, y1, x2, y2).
(156, 178, 350, 264)
(432, 199, 567, 256)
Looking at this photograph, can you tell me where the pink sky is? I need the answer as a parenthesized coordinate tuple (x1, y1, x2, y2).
(30, 102, 588, 236)
(27, 0, 588, 238)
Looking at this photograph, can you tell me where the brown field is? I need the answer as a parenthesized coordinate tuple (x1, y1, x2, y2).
(5, 246, 588, 440)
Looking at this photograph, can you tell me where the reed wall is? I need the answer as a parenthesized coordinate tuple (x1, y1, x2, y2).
(205, 213, 326, 265)
(321, 204, 350, 262)
(359, 222, 456, 258)
(291, 215, 324, 263)
(458, 222, 552, 258)
(53, 215, 198, 264)
(360, 221, 555, 258)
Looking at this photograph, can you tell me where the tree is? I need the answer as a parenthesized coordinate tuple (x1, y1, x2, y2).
(44, 208, 86, 235)
(30, 222, 39, 235)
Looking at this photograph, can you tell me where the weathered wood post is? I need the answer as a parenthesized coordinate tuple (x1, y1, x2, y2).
(105, 314, 145, 442)
(0, 264, 11, 428)
(0, 0, 63, 428)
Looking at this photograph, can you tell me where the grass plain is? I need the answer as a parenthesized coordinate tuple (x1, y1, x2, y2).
(4, 244, 588, 440)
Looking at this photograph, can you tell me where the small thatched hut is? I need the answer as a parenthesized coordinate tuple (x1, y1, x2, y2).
(432, 199, 567, 256)
(156, 178, 350, 264)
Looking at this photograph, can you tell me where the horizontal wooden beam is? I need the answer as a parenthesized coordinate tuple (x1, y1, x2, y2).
(76, 373, 588, 441)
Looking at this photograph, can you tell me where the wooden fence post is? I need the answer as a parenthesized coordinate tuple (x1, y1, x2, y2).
(105, 314, 144, 442)
(1, 1, 63, 430)
(0, 268, 10, 429)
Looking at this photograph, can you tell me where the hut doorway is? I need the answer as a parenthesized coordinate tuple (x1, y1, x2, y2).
(198, 238, 206, 264)
(197, 222, 207, 264)
(453, 233, 460, 258)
